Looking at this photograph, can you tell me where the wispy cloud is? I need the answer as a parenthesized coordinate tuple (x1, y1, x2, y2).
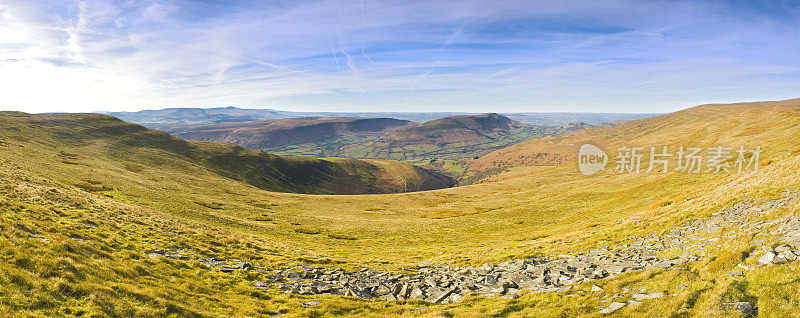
(0, 0, 799, 113)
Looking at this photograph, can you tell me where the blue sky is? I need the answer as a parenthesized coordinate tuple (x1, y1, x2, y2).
(1, 0, 799, 113)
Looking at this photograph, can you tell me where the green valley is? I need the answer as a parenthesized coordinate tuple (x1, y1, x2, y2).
(151, 113, 595, 180)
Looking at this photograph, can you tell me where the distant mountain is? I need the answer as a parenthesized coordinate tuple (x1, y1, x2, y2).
(102, 106, 658, 126)
(152, 117, 417, 158)
(0, 112, 453, 194)
(104, 106, 289, 124)
(103, 107, 466, 125)
(146, 112, 594, 179)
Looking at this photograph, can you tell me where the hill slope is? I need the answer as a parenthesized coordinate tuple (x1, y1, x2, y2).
(468, 99, 800, 181)
(4, 99, 800, 316)
(151, 117, 417, 158)
(0, 112, 452, 194)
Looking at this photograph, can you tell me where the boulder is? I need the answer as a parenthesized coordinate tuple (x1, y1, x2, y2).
(408, 286, 425, 300)
(758, 252, 776, 265)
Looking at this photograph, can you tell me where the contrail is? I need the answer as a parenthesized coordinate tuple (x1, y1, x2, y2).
(359, 0, 376, 64)
(333, 0, 364, 96)
(328, 34, 341, 70)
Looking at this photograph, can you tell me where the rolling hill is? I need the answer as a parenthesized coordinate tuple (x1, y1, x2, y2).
(149, 113, 593, 179)
(151, 117, 417, 158)
(342, 113, 594, 176)
(0, 112, 453, 195)
(467, 98, 800, 181)
(3, 99, 800, 316)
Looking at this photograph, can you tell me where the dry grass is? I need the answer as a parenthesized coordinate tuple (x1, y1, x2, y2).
(2, 99, 800, 316)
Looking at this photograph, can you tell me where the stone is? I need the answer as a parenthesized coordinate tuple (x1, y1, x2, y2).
(599, 302, 626, 314)
(648, 292, 664, 299)
(500, 259, 526, 271)
(758, 252, 776, 265)
(374, 284, 392, 296)
(485, 274, 499, 285)
(160, 192, 800, 304)
(775, 245, 791, 254)
(727, 270, 744, 276)
(398, 283, 409, 299)
(721, 302, 754, 315)
(301, 301, 322, 308)
(424, 277, 438, 287)
(428, 287, 455, 303)
(408, 286, 424, 300)
(590, 269, 607, 279)
(632, 292, 663, 301)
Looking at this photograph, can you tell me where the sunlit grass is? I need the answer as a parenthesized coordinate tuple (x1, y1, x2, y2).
(2, 100, 800, 316)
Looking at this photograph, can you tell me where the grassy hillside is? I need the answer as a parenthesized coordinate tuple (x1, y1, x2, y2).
(3, 99, 800, 316)
(151, 117, 417, 158)
(468, 99, 800, 181)
(0, 112, 452, 195)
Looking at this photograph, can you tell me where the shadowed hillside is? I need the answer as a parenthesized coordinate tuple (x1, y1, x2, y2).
(0, 112, 453, 194)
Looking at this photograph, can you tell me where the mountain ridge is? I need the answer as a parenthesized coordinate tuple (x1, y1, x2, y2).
(102, 106, 659, 126)
(342, 113, 596, 177)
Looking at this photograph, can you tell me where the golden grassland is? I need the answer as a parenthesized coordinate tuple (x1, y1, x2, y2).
(2, 99, 800, 316)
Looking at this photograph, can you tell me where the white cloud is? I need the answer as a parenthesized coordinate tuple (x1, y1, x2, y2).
(0, 0, 798, 113)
